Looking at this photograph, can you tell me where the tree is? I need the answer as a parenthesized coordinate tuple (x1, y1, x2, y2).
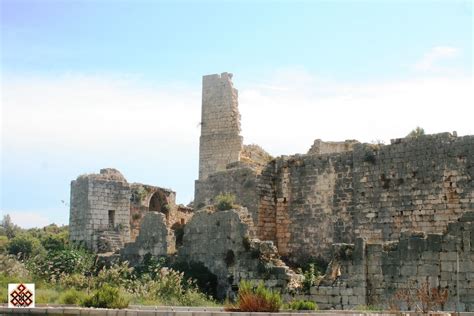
(407, 127, 425, 138)
(1, 214, 20, 239)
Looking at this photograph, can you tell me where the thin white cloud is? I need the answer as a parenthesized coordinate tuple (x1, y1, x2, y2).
(2, 75, 202, 152)
(5, 210, 56, 228)
(414, 46, 460, 71)
(240, 69, 473, 155)
(3, 70, 473, 159)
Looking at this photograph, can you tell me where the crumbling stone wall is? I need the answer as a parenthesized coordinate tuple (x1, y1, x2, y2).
(130, 184, 193, 241)
(198, 72, 243, 181)
(178, 207, 301, 299)
(257, 133, 473, 261)
(240, 144, 273, 174)
(195, 73, 473, 265)
(365, 211, 474, 311)
(70, 168, 193, 253)
(121, 212, 173, 265)
(69, 168, 131, 252)
(308, 139, 359, 155)
(195, 167, 259, 223)
(290, 212, 474, 311)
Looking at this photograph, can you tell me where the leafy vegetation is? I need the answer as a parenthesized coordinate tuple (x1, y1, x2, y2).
(407, 126, 425, 138)
(228, 280, 282, 312)
(287, 299, 318, 311)
(82, 284, 130, 309)
(214, 193, 236, 211)
(0, 214, 216, 308)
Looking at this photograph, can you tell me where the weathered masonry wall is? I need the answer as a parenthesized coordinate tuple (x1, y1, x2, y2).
(198, 72, 243, 181)
(365, 212, 474, 311)
(69, 168, 131, 252)
(129, 184, 193, 242)
(195, 167, 259, 223)
(287, 212, 474, 311)
(121, 212, 173, 265)
(257, 133, 473, 261)
(178, 207, 301, 300)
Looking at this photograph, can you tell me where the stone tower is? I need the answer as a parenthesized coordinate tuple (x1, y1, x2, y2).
(198, 72, 243, 180)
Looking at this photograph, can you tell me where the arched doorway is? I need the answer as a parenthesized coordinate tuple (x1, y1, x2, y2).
(148, 191, 169, 217)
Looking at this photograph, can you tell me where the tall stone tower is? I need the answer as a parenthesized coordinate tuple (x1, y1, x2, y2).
(198, 72, 243, 181)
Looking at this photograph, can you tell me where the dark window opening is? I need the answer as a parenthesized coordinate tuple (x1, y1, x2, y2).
(108, 210, 115, 229)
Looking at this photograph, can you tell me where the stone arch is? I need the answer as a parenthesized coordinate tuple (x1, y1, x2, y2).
(148, 191, 169, 217)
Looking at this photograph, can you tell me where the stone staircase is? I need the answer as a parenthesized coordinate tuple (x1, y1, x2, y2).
(97, 230, 124, 253)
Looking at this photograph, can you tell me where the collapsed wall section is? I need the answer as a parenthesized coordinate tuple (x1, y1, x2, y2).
(121, 212, 174, 265)
(177, 207, 301, 300)
(129, 184, 193, 241)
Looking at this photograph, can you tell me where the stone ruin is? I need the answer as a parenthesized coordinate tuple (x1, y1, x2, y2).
(69, 72, 474, 310)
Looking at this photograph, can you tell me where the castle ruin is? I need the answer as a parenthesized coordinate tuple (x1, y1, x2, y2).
(70, 72, 474, 310)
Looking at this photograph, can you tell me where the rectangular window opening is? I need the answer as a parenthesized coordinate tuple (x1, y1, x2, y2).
(108, 210, 115, 229)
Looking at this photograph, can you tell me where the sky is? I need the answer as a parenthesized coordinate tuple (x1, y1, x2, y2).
(1, 0, 473, 228)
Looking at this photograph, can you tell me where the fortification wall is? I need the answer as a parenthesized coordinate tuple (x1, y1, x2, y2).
(286, 212, 474, 311)
(258, 133, 473, 261)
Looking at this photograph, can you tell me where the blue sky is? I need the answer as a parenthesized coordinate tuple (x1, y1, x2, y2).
(1, 0, 473, 227)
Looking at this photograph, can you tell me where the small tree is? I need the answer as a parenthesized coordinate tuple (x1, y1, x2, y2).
(407, 126, 425, 138)
(1, 214, 19, 239)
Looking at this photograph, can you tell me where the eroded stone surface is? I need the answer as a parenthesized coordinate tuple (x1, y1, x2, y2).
(178, 207, 301, 299)
(121, 212, 173, 265)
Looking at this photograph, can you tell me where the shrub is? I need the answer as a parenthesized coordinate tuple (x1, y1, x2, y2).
(59, 288, 88, 305)
(171, 261, 218, 298)
(26, 247, 94, 281)
(214, 193, 236, 211)
(355, 305, 382, 311)
(82, 284, 130, 309)
(407, 126, 425, 138)
(95, 261, 134, 288)
(41, 231, 69, 251)
(7, 234, 44, 260)
(36, 288, 61, 304)
(0, 236, 9, 253)
(0, 254, 30, 280)
(235, 280, 282, 312)
(288, 299, 317, 311)
(57, 273, 89, 289)
(302, 263, 319, 291)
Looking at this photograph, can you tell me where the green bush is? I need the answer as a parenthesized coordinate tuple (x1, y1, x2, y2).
(288, 299, 318, 310)
(7, 234, 44, 260)
(236, 280, 282, 312)
(26, 247, 94, 280)
(41, 231, 69, 252)
(58, 288, 88, 305)
(36, 288, 61, 304)
(0, 236, 9, 253)
(82, 284, 130, 309)
(407, 126, 425, 138)
(214, 193, 236, 211)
